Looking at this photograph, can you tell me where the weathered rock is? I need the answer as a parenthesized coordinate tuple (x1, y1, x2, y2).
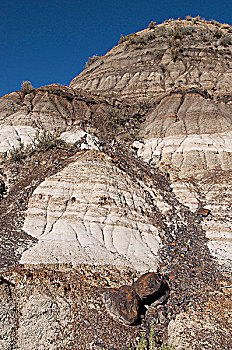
(103, 285, 140, 325)
(0, 278, 16, 350)
(196, 207, 210, 217)
(170, 171, 232, 271)
(0, 85, 110, 133)
(0, 125, 36, 154)
(0, 124, 99, 155)
(20, 150, 162, 271)
(133, 272, 164, 301)
(134, 93, 232, 177)
(70, 20, 232, 99)
(0, 18, 231, 350)
(0, 266, 141, 350)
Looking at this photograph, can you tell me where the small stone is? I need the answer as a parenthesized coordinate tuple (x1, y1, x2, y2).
(102, 285, 140, 325)
(133, 272, 164, 300)
(196, 207, 211, 217)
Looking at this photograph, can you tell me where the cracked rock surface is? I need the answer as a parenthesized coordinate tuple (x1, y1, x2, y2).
(21, 150, 161, 271)
(70, 20, 232, 99)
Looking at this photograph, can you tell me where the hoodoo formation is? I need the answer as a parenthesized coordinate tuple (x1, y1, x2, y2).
(0, 17, 232, 349)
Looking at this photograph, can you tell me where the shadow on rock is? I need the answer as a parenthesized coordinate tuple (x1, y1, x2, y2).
(102, 272, 170, 326)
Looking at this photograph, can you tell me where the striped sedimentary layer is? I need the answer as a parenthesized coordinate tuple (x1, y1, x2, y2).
(171, 174, 232, 271)
(133, 92, 232, 176)
(133, 92, 232, 271)
(70, 20, 232, 98)
(21, 151, 164, 271)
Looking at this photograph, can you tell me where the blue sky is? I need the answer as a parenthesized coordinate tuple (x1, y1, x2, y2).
(1, 0, 231, 97)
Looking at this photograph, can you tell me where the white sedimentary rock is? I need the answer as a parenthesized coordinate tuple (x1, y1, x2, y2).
(21, 152, 162, 271)
(0, 125, 99, 154)
(60, 130, 99, 149)
(133, 131, 232, 175)
(0, 125, 36, 153)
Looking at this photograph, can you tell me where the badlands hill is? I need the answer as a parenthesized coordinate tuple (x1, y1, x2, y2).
(0, 17, 232, 350)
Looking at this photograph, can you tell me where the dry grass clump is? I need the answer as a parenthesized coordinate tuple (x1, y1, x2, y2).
(129, 322, 175, 350)
(148, 21, 156, 30)
(8, 130, 68, 162)
(85, 55, 101, 68)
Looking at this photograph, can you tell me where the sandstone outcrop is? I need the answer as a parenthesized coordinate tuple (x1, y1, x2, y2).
(0, 85, 110, 133)
(133, 92, 232, 176)
(20, 150, 162, 271)
(70, 19, 232, 99)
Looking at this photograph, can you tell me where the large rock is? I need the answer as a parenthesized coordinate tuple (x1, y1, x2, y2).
(20, 150, 162, 271)
(103, 285, 140, 325)
(133, 272, 164, 300)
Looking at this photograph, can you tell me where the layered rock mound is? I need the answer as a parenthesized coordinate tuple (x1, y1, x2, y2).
(70, 18, 232, 99)
(21, 150, 162, 271)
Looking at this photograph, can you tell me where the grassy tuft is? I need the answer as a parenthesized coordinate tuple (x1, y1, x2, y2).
(129, 322, 174, 350)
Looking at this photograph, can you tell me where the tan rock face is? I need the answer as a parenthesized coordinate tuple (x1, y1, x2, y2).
(133, 92, 232, 176)
(0, 85, 109, 132)
(70, 20, 232, 99)
(21, 151, 162, 271)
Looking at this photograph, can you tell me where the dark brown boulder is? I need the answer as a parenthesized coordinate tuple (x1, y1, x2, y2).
(133, 272, 164, 301)
(102, 285, 140, 325)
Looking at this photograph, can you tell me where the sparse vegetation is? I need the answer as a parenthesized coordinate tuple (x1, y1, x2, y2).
(85, 55, 101, 68)
(172, 26, 184, 39)
(8, 130, 68, 162)
(185, 15, 193, 21)
(129, 322, 174, 350)
(148, 21, 156, 30)
(21, 80, 33, 92)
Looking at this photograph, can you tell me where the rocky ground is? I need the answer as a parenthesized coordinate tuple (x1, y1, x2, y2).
(0, 17, 232, 350)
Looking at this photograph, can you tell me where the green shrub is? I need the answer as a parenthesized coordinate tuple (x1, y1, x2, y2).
(172, 26, 184, 39)
(129, 321, 174, 350)
(8, 130, 67, 162)
(8, 142, 26, 162)
(32, 130, 66, 151)
(185, 15, 193, 21)
(119, 33, 137, 44)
